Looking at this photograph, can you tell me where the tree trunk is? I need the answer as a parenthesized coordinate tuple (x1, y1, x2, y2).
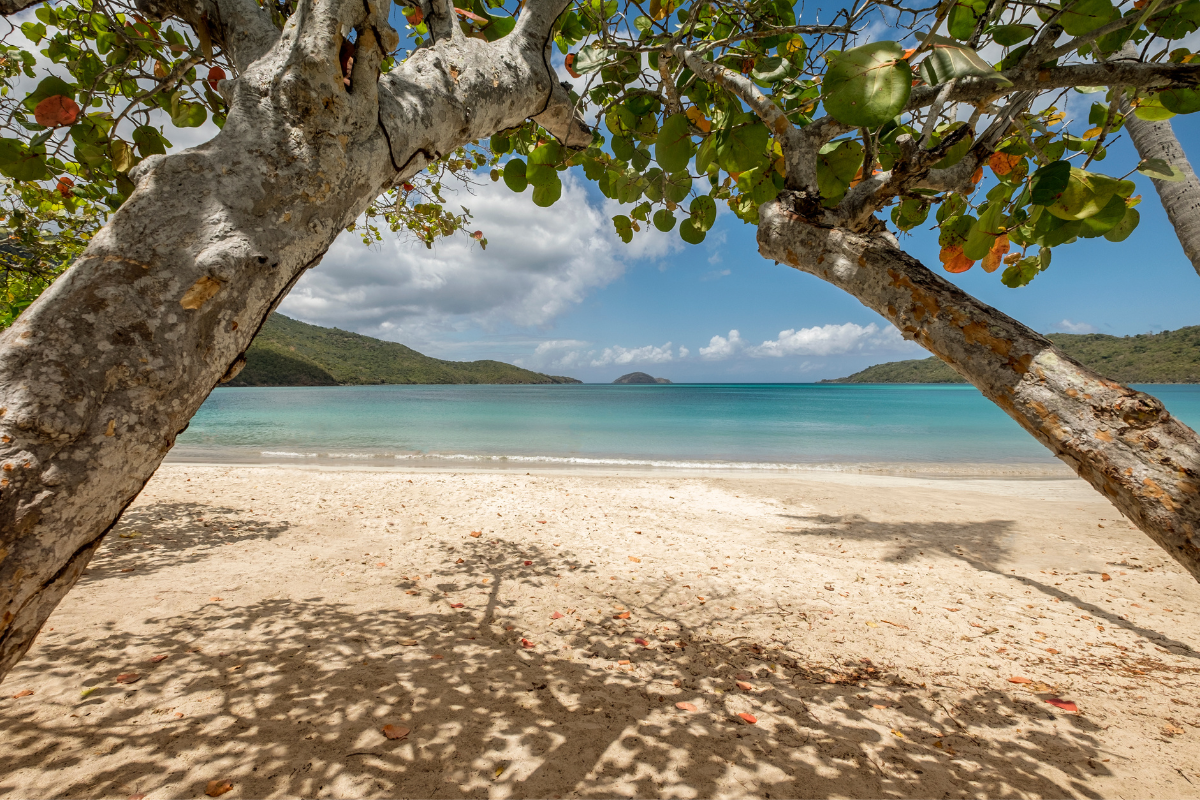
(758, 197, 1200, 580)
(0, 0, 578, 682)
(1122, 107, 1200, 276)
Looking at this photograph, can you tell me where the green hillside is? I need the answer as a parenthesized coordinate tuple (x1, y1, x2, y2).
(226, 314, 580, 386)
(827, 326, 1200, 384)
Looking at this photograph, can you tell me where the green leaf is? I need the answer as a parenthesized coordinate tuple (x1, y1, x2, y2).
(695, 135, 718, 174)
(170, 100, 207, 128)
(532, 176, 562, 207)
(938, 214, 975, 247)
(1079, 194, 1128, 238)
(1158, 87, 1200, 115)
(572, 45, 611, 75)
(527, 141, 561, 187)
(132, 125, 167, 157)
(679, 217, 706, 244)
(690, 194, 717, 231)
(1145, 0, 1200, 39)
(1103, 207, 1139, 241)
(964, 207, 1001, 260)
(823, 41, 912, 128)
(751, 55, 791, 85)
(1001, 255, 1045, 288)
(653, 208, 676, 232)
(717, 122, 769, 173)
(1137, 157, 1187, 182)
(0, 138, 49, 181)
(503, 158, 528, 192)
(655, 113, 692, 173)
(990, 24, 1036, 46)
(1058, 0, 1119, 36)
(23, 76, 75, 111)
(1029, 161, 1072, 205)
(816, 139, 864, 204)
(1134, 95, 1176, 121)
(109, 139, 134, 173)
(612, 214, 633, 242)
(663, 171, 691, 203)
(611, 135, 635, 162)
(1045, 167, 1127, 220)
(919, 39, 1011, 86)
(948, 0, 987, 39)
(890, 197, 929, 231)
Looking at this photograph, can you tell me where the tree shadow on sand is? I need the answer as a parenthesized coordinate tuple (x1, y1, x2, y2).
(0, 525, 1130, 799)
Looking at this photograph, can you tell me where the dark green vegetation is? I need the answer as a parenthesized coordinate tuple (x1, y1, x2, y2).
(828, 327, 1200, 384)
(227, 315, 580, 387)
(613, 372, 672, 384)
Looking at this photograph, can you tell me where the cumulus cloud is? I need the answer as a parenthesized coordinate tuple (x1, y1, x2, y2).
(516, 339, 683, 370)
(280, 173, 629, 348)
(699, 323, 921, 360)
(1054, 319, 1098, 334)
(590, 343, 676, 367)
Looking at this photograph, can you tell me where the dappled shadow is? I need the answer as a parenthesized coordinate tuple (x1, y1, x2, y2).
(83, 502, 292, 582)
(2, 537, 1121, 799)
(775, 512, 1199, 658)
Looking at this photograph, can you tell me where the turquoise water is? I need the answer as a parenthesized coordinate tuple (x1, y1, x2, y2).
(170, 383, 1200, 472)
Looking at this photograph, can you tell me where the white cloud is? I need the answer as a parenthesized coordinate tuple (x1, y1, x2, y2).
(700, 330, 744, 360)
(678, 346, 689, 358)
(280, 173, 629, 349)
(701, 268, 731, 281)
(699, 323, 922, 361)
(1054, 319, 1098, 334)
(590, 343, 676, 367)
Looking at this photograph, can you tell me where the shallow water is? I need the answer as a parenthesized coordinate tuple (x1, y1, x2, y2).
(169, 383, 1200, 473)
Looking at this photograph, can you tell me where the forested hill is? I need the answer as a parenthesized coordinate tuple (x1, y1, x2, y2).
(827, 327, 1200, 385)
(226, 315, 581, 387)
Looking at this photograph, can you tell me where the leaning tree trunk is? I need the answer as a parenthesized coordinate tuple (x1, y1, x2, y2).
(757, 197, 1200, 578)
(1122, 106, 1200, 276)
(0, 0, 584, 681)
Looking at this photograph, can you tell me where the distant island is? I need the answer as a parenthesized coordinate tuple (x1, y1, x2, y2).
(226, 314, 581, 386)
(614, 372, 672, 384)
(826, 326, 1200, 384)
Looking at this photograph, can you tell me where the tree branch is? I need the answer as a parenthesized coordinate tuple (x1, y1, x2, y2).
(135, 0, 280, 72)
(0, 0, 39, 15)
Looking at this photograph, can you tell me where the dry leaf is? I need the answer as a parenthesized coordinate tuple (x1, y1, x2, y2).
(205, 780, 233, 797)
(449, 603, 464, 608)
(1045, 698, 1078, 712)
(939, 244, 974, 273)
(634, 638, 649, 646)
(676, 701, 697, 711)
(629, 556, 641, 563)
(1046, 648, 1059, 654)
(382, 724, 410, 740)
(1164, 722, 1185, 736)
(431, 654, 443, 660)
(1101, 573, 1112, 581)
(150, 654, 168, 663)
(891, 729, 904, 738)
(469, 531, 482, 538)
(735, 681, 753, 691)
(520, 638, 535, 648)
(738, 712, 757, 724)
(399, 639, 418, 646)
(209, 597, 223, 602)
(1008, 676, 1032, 684)
(34, 95, 80, 127)
(115, 673, 141, 684)
(455, 558, 464, 564)
(551, 611, 564, 619)
(618, 659, 631, 665)
(11, 689, 33, 698)
(614, 612, 630, 620)
(523, 560, 533, 566)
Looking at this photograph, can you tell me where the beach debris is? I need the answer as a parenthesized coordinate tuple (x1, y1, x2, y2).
(209, 597, 223, 602)
(523, 560, 532, 566)
(614, 612, 630, 619)
(1163, 722, 1185, 736)
(735, 681, 753, 691)
(520, 638, 535, 648)
(431, 654, 443, 659)
(149, 655, 168, 663)
(880, 620, 908, 629)
(1046, 648, 1059, 654)
(382, 724, 410, 740)
(11, 689, 33, 698)
(537, 520, 546, 524)
(1007, 676, 1032, 684)
(738, 713, 757, 724)
(891, 729, 905, 738)
(456, 558, 464, 563)
(450, 603, 464, 608)
(469, 531, 482, 538)
(1102, 573, 1112, 581)
(399, 639, 418, 646)
(551, 612, 564, 619)
(1045, 698, 1078, 712)
(676, 702, 697, 712)
(618, 659, 630, 665)
(635, 638, 649, 646)
(115, 673, 141, 684)
(629, 556, 641, 563)
(80, 687, 96, 698)
(205, 780, 233, 797)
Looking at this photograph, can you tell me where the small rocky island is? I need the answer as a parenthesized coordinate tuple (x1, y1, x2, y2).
(613, 372, 672, 384)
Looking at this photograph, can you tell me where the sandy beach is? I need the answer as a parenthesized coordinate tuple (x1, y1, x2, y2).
(2, 464, 1199, 799)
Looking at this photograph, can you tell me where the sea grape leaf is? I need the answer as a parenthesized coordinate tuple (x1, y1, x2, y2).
(823, 41, 912, 128)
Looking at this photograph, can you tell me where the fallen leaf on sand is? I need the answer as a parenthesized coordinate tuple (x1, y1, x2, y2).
(521, 638, 535, 648)
(377, 562, 386, 567)
(11, 689, 33, 698)
(150, 655, 168, 663)
(872, 704, 888, 709)
(1045, 698, 1078, 712)
(618, 659, 631, 665)
(880, 620, 908, 628)
(892, 729, 904, 738)
(523, 560, 533, 566)
(551, 612, 564, 619)
(1046, 648, 1059, 654)
(205, 780, 233, 797)
(209, 597, 223, 602)
(738, 713, 757, 724)
(469, 531, 482, 538)
(382, 724, 410, 740)
(736, 681, 753, 691)
(629, 556, 641, 563)
(1101, 573, 1111, 581)
(80, 688, 96, 699)
(399, 639, 418, 646)
(456, 558, 464, 564)
(431, 654, 443, 659)
(116, 673, 141, 684)
(1008, 676, 1032, 684)
(1164, 722, 1185, 736)
(405, 590, 419, 595)
(450, 603, 464, 608)
(635, 638, 649, 646)
(676, 702, 697, 711)
(614, 612, 630, 619)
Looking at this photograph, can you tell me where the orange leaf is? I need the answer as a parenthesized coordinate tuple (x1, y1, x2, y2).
(382, 724, 410, 740)
(454, 7, 487, 22)
(618, 659, 630, 665)
(449, 603, 464, 608)
(149, 654, 168, 663)
(971, 165, 984, 185)
(469, 531, 482, 538)
(551, 611, 564, 619)
(1045, 698, 1078, 712)
(614, 611, 630, 619)
(115, 673, 141, 684)
(564, 53, 581, 79)
(1008, 676, 1032, 684)
(521, 638, 535, 648)
(988, 152, 1021, 177)
(676, 702, 697, 711)
(1101, 573, 1111, 581)
(628, 556, 641, 563)
(11, 689, 33, 698)
(153, 61, 168, 79)
(939, 245, 974, 273)
(404, 5, 423, 23)
(981, 234, 1010, 273)
(56, 176, 74, 197)
(735, 680, 753, 691)
(523, 560, 533, 566)
(207, 66, 226, 91)
(738, 712, 757, 724)
(455, 558, 464, 564)
(686, 106, 711, 134)
(205, 780, 233, 797)
(635, 637, 649, 646)
(34, 96, 80, 128)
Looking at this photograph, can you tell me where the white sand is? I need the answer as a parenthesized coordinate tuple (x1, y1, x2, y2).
(2, 464, 1199, 799)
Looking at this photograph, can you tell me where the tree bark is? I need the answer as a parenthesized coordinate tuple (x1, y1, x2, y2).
(758, 197, 1200, 581)
(0, 0, 579, 681)
(1122, 109, 1200, 277)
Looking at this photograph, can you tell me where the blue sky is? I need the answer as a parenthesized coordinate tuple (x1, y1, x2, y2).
(282, 109, 1200, 383)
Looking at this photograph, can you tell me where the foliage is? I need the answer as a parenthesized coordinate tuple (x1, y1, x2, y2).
(1, 0, 1199, 327)
(828, 326, 1200, 384)
(227, 313, 582, 386)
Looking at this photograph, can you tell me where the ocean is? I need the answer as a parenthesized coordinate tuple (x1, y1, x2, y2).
(168, 383, 1200, 475)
